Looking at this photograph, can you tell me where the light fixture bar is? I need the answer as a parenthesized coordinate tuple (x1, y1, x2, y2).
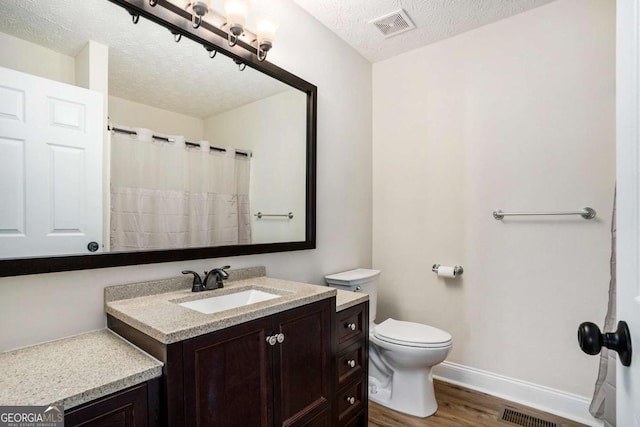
(162, 0, 274, 61)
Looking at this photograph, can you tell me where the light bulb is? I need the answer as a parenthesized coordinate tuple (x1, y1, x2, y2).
(255, 16, 278, 61)
(223, 0, 249, 37)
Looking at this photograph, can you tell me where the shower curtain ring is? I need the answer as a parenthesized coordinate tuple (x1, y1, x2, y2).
(130, 12, 140, 24)
(234, 59, 246, 71)
(149, 0, 158, 6)
(172, 31, 182, 43)
(205, 47, 217, 58)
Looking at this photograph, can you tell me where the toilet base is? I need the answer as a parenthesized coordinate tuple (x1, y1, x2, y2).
(367, 368, 438, 418)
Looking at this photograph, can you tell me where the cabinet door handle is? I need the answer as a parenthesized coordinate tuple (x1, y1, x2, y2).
(346, 396, 356, 405)
(345, 322, 356, 331)
(347, 359, 356, 368)
(266, 335, 277, 346)
(277, 333, 285, 344)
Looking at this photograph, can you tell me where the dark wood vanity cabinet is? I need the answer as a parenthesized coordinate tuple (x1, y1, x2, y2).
(109, 298, 334, 427)
(64, 380, 160, 427)
(182, 316, 273, 426)
(333, 302, 369, 427)
(183, 298, 334, 427)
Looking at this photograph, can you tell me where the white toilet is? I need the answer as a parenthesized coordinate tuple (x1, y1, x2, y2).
(325, 268, 452, 418)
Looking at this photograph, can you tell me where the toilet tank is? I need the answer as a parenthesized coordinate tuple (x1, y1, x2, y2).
(325, 269, 380, 323)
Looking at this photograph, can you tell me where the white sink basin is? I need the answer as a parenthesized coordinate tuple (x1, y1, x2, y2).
(178, 289, 282, 314)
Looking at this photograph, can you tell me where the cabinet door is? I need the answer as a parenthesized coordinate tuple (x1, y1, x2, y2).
(273, 299, 333, 426)
(64, 383, 148, 427)
(183, 316, 273, 427)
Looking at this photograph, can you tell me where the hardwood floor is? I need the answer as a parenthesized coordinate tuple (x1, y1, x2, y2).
(368, 380, 589, 427)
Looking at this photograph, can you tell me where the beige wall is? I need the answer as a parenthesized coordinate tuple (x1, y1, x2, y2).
(204, 90, 307, 244)
(0, 2, 372, 352)
(0, 32, 75, 84)
(108, 96, 205, 142)
(372, 0, 615, 398)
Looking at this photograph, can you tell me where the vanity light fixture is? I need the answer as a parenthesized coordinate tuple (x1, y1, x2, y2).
(152, 0, 278, 62)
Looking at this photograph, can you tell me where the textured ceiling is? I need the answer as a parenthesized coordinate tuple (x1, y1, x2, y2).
(292, 0, 557, 62)
(0, 0, 290, 119)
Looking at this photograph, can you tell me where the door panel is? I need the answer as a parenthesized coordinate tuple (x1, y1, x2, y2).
(274, 299, 332, 426)
(0, 137, 25, 235)
(183, 316, 273, 427)
(50, 144, 84, 233)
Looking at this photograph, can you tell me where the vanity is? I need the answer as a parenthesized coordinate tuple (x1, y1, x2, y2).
(0, 268, 367, 426)
(104, 267, 369, 426)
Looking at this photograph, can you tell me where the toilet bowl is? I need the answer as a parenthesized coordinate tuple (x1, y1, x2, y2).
(325, 269, 452, 418)
(369, 319, 452, 417)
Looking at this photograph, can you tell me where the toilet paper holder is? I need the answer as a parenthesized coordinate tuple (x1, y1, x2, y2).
(432, 264, 464, 276)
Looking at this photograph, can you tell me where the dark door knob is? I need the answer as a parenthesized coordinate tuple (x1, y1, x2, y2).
(87, 241, 99, 252)
(577, 320, 632, 367)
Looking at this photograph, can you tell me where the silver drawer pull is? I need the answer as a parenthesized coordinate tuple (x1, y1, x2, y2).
(346, 396, 356, 405)
(347, 359, 356, 368)
(277, 333, 285, 344)
(266, 335, 277, 346)
(346, 322, 356, 331)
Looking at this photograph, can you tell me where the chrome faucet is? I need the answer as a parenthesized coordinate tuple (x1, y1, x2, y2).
(203, 265, 230, 291)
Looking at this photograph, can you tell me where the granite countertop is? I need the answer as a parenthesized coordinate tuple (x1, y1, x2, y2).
(335, 289, 369, 312)
(0, 329, 162, 410)
(105, 275, 337, 344)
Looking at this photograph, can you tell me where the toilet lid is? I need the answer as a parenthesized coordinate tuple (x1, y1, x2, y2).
(374, 318, 452, 347)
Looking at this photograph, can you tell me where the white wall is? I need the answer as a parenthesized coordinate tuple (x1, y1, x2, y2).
(0, 32, 75, 85)
(373, 0, 614, 401)
(203, 90, 307, 244)
(0, 2, 372, 352)
(108, 96, 205, 142)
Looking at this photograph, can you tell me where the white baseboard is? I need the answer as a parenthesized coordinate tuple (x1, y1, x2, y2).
(432, 361, 604, 427)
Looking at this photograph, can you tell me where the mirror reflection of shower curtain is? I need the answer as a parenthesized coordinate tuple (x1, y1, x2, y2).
(109, 128, 251, 251)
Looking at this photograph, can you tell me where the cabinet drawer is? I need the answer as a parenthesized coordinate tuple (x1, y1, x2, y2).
(336, 341, 364, 388)
(336, 378, 365, 424)
(336, 304, 366, 348)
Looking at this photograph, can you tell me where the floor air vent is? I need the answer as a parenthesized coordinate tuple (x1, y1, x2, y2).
(369, 9, 415, 38)
(499, 407, 557, 427)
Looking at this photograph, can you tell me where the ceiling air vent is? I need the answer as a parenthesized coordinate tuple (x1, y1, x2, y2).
(369, 9, 415, 38)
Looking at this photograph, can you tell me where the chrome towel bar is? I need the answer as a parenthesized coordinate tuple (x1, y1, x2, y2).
(254, 212, 294, 219)
(493, 207, 596, 220)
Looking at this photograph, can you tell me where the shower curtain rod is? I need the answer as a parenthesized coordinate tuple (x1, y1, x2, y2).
(108, 126, 249, 157)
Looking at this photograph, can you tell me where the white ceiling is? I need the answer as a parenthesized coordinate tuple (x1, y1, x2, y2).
(0, 0, 559, 117)
(292, 0, 557, 62)
(0, 0, 291, 119)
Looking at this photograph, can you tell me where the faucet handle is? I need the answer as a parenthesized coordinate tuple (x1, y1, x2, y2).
(182, 270, 204, 292)
(218, 265, 230, 278)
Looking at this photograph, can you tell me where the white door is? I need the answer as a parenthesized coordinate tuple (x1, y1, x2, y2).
(616, 0, 640, 424)
(0, 66, 103, 258)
